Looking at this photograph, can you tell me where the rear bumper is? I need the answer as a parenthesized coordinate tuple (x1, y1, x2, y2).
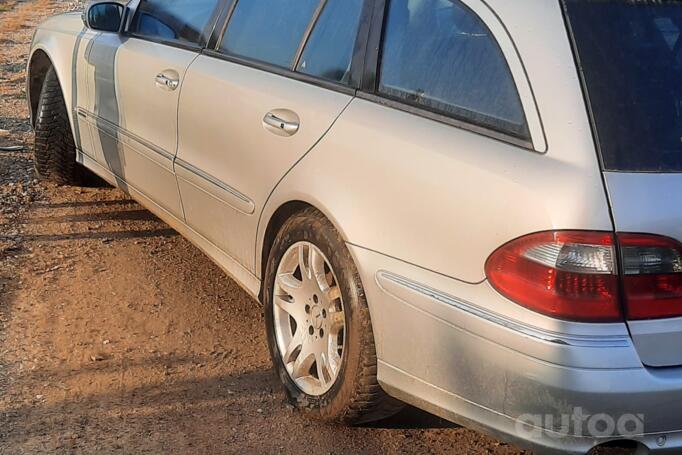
(349, 244, 682, 455)
(378, 354, 682, 455)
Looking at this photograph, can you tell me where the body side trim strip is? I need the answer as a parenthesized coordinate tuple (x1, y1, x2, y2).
(175, 157, 255, 215)
(78, 109, 174, 162)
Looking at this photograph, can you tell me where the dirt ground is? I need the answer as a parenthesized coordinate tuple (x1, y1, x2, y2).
(0, 1, 625, 454)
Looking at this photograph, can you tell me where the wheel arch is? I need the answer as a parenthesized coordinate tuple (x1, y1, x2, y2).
(256, 198, 353, 301)
(27, 23, 82, 131)
(27, 48, 54, 127)
(257, 200, 312, 299)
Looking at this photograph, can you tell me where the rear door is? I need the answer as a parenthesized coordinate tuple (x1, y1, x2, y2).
(564, 0, 682, 367)
(81, 0, 222, 219)
(175, 0, 369, 270)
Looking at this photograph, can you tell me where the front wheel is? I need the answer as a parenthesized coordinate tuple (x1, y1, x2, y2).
(263, 208, 403, 424)
(33, 67, 86, 185)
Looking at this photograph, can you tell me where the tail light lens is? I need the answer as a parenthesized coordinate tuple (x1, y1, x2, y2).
(485, 231, 622, 322)
(487, 231, 682, 322)
(619, 233, 682, 320)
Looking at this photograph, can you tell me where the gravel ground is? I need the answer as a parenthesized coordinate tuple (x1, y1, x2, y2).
(0, 1, 631, 454)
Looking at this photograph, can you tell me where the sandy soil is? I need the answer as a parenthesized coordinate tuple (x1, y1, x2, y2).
(0, 1, 624, 454)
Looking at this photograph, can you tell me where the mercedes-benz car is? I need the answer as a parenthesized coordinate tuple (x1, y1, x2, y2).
(27, 0, 682, 453)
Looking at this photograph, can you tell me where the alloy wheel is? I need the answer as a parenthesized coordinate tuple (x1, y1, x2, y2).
(272, 241, 346, 396)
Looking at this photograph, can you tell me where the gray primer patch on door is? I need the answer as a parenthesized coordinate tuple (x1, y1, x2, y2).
(85, 32, 128, 191)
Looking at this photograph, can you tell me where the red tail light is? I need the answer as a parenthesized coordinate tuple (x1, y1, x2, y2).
(487, 231, 682, 322)
(619, 233, 682, 320)
(485, 231, 622, 322)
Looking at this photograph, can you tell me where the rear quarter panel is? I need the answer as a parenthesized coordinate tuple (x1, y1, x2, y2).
(262, 96, 611, 284)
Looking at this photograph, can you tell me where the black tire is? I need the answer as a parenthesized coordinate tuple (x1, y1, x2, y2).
(34, 67, 85, 185)
(263, 207, 404, 424)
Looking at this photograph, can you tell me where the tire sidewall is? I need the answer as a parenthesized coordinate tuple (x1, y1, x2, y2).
(264, 210, 367, 421)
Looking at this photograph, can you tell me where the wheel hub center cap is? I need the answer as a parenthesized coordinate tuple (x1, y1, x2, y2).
(311, 305, 324, 329)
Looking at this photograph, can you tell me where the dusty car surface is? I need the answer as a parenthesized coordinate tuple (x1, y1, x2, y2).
(26, 0, 682, 453)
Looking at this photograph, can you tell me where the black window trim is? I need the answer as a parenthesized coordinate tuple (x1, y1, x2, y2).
(292, 0, 329, 72)
(559, 0, 607, 172)
(121, 0, 229, 53)
(200, 0, 374, 95)
(200, 49, 358, 96)
(357, 91, 533, 150)
(208, 0, 236, 50)
(362, 0, 536, 151)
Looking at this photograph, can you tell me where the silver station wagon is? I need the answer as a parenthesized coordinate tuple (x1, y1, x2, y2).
(27, 0, 682, 453)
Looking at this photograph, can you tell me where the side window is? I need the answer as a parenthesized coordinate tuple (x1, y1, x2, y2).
(379, 0, 529, 139)
(296, 0, 365, 84)
(220, 0, 320, 68)
(130, 0, 222, 45)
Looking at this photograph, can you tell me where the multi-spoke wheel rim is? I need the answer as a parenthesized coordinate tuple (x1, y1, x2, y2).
(273, 241, 346, 396)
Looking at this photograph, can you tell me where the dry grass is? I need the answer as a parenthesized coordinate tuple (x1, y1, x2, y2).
(2, 0, 52, 33)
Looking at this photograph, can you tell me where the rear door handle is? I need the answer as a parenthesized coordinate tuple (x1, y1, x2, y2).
(263, 110, 300, 137)
(155, 71, 180, 91)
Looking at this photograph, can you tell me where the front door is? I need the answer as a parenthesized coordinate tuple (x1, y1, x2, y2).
(80, 0, 222, 220)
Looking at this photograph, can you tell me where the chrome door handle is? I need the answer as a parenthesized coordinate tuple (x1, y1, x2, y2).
(155, 73, 179, 91)
(263, 111, 300, 137)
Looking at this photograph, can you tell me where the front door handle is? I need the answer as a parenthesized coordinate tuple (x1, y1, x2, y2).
(263, 110, 300, 137)
(155, 71, 180, 91)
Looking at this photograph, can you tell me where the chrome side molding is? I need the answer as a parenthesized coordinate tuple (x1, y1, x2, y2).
(376, 271, 631, 348)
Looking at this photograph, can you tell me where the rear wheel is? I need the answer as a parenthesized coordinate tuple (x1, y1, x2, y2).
(33, 67, 86, 185)
(263, 208, 403, 424)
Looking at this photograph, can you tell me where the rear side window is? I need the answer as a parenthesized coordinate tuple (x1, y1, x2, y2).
(221, 0, 320, 68)
(296, 0, 365, 84)
(564, 0, 682, 172)
(130, 0, 221, 45)
(379, 0, 529, 139)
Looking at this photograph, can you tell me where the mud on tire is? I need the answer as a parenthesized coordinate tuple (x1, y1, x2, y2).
(33, 67, 85, 185)
(263, 207, 404, 425)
